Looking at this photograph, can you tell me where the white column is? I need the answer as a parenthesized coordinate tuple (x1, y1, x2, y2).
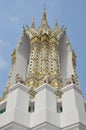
(35, 83, 57, 112)
(30, 83, 60, 129)
(60, 83, 86, 129)
(6, 83, 30, 128)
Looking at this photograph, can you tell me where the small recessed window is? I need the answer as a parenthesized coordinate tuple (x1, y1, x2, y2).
(0, 108, 6, 114)
(28, 101, 35, 113)
(0, 102, 6, 115)
(57, 102, 63, 113)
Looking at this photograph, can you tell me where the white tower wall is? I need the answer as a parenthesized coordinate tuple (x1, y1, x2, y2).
(10, 33, 30, 87)
(60, 84, 86, 130)
(0, 8, 86, 130)
(0, 83, 30, 130)
(30, 84, 60, 129)
(59, 32, 74, 84)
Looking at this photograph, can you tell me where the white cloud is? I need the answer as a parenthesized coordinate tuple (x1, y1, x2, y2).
(0, 59, 8, 69)
(8, 16, 20, 22)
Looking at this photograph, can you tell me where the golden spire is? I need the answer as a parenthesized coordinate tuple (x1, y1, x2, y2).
(39, 5, 50, 29)
(42, 5, 47, 20)
(31, 18, 35, 28)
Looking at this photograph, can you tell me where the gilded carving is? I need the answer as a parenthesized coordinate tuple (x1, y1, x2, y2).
(28, 87, 37, 99)
(25, 74, 39, 88)
(43, 75, 51, 84)
(55, 88, 63, 98)
(15, 74, 25, 84)
(72, 51, 76, 67)
(50, 36, 59, 45)
(31, 36, 40, 44)
(11, 49, 16, 64)
(40, 33, 50, 43)
(65, 75, 75, 85)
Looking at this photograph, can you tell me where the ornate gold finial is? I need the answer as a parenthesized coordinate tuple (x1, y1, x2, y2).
(39, 5, 50, 29)
(42, 5, 47, 20)
(31, 18, 35, 28)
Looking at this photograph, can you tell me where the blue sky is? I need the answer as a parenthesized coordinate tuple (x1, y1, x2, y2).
(0, 0, 86, 99)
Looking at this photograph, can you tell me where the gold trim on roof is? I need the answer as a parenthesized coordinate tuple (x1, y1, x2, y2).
(50, 36, 59, 45)
(40, 33, 50, 43)
(31, 36, 40, 44)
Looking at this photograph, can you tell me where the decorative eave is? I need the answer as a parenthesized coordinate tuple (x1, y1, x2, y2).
(40, 33, 50, 43)
(24, 26, 39, 39)
(50, 36, 59, 45)
(31, 35, 40, 44)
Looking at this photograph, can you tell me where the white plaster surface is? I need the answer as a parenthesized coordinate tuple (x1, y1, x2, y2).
(0, 84, 86, 130)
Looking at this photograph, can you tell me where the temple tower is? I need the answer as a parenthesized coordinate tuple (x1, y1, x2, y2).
(0, 7, 86, 130)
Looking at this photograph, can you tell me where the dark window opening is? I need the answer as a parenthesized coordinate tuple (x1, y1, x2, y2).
(57, 102, 63, 113)
(28, 101, 35, 113)
(0, 108, 6, 114)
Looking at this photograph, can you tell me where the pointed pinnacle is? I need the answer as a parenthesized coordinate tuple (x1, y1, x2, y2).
(55, 18, 59, 28)
(39, 6, 50, 29)
(42, 5, 47, 20)
(31, 18, 35, 28)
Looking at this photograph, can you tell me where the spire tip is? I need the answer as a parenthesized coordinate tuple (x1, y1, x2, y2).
(42, 5, 47, 20)
(44, 4, 46, 10)
(31, 18, 35, 28)
(54, 17, 59, 28)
